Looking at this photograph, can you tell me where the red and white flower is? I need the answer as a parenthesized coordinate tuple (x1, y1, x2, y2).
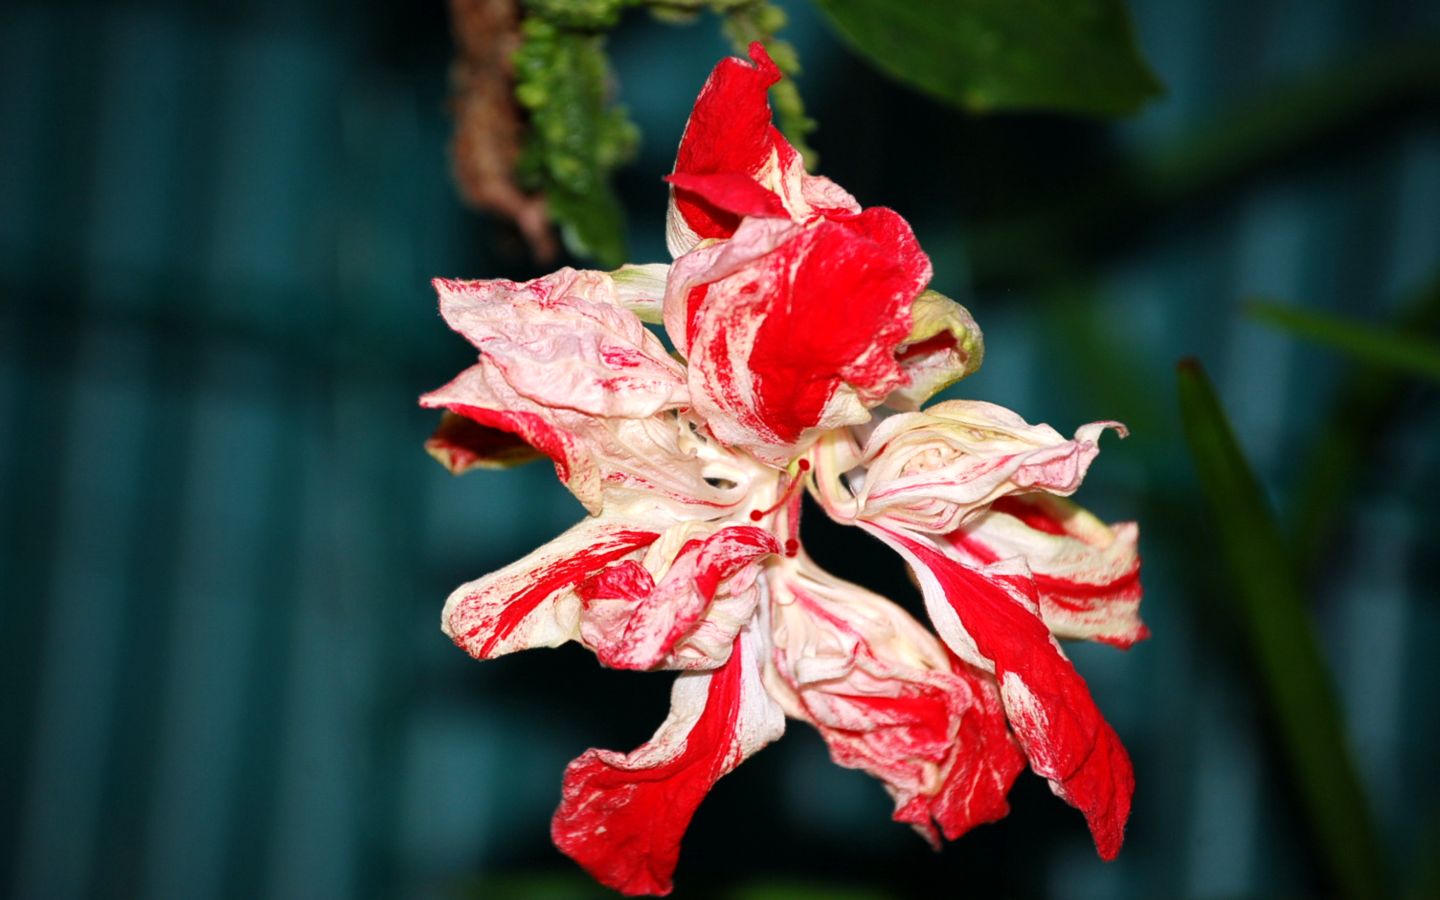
(423, 43, 1146, 896)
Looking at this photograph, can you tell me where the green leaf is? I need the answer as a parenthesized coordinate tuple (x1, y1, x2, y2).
(514, 17, 638, 267)
(1274, 277, 1440, 570)
(1176, 359, 1390, 899)
(810, 0, 1162, 117)
(1249, 300, 1440, 385)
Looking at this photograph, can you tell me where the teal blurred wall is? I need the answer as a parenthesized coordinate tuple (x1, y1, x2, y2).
(2, 0, 1438, 897)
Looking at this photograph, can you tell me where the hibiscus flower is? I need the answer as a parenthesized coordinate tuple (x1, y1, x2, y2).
(422, 43, 1145, 897)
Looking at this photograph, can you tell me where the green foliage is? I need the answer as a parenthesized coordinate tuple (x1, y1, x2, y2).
(811, 0, 1161, 116)
(1249, 299, 1440, 385)
(514, 14, 639, 267)
(1276, 277, 1440, 571)
(1176, 359, 1390, 900)
(524, 0, 628, 29)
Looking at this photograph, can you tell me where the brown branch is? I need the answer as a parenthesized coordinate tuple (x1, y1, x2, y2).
(447, 0, 557, 262)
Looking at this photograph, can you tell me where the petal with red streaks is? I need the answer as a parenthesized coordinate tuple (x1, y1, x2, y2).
(434, 268, 687, 419)
(831, 400, 1124, 533)
(667, 43, 785, 253)
(552, 628, 784, 896)
(766, 559, 1023, 844)
(886, 291, 985, 411)
(442, 518, 659, 660)
(424, 409, 543, 474)
(867, 525, 1134, 860)
(579, 524, 779, 670)
(664, 211, 931, 464)
(946, 494, 1148, 648)
(422, 363, 745, 516)
(665, 43, 859, 257)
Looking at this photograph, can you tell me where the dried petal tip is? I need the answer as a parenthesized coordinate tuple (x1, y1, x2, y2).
(424, 410, 542, 474)
(888, 290, 986, 410)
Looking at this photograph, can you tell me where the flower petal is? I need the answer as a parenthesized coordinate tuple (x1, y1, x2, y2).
(767, 559, 1024, 844)
(579, 524, 779, 671)
(423, 363, 748, 516)
(434, 269, 687, 419)
(828, 400, 1123, 533)
(664, 211, 931, 464)
(945, 494, 1148, 648)
(667, 43, 786, 254)
(886, 290, 985, 410)
(442, 518, 660, 660)
(665, 43, 859, 257)
(421, 361, 606, 511)
(424, 409, 543, 475)
(665, 172, 790, 222)
(867, 525, 1134, 860)
(552, 627, 784, 896)
(611, 263, 671, 324)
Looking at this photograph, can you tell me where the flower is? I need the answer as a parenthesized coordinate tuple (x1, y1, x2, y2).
(423, 43, 1145, 896)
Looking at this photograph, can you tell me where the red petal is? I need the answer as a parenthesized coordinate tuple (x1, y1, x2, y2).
(871, 526, 1134, 859)
(741, 212, 929, 438)
(677, 210, 931, 462)
(921, 659, 1027, 842)
(579, 525, 779, 670)
(443, 520, 659, 660)
(771, 566, 1024, 845)
(670, 43, 785, 243)
(444, 400, 577, 484)
(424, 410, 542, 474)
(948, 495, 1148, 649)
(664, 172, 790, 222)
(552, 630, 783, 895)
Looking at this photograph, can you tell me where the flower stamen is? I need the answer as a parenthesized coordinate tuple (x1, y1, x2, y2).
(749, 458, 811, 522)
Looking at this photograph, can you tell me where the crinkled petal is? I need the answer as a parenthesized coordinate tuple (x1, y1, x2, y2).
(424, 409, 543, 474)
(442, 518, 660, 660)
(422, 364, 746, 516)
(766, 558, 1023, 844)
(867, 525, 1134, 860)
(886, 290, 985, 410)
(552, 628, 784, 896)
(579, 524, 779, 670)
(665, 43, 859, 257)
(946, 494, 1147, 648)
(828, 400, 1124, 533)
(664, 211, 931, 465)
(667, 43, 786, 254)
(422, 361, 605, 509)
(434, 269, 687, 419)
(665, 172, 790, 222)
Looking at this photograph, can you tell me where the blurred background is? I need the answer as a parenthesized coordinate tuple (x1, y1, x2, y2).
(2, 0, 1438, 897)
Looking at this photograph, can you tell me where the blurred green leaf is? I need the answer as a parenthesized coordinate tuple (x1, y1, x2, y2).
(810, 0, 1161, 116)
(1249, 300, 1440, 385)
(1279, 276, 1440, 569)
(1176, 358, 1390, 899)
(514, 16, 638, 267)
(966, 41, 1440, 289)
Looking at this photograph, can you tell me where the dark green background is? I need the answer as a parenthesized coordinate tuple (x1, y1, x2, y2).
(2, 0, 1438, 897)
